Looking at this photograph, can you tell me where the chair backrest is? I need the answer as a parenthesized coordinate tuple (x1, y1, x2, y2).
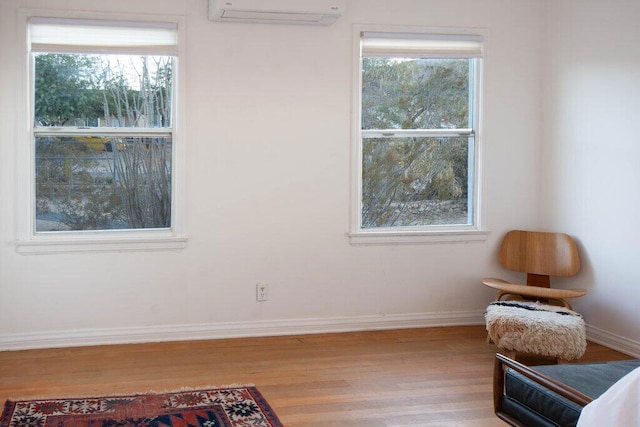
(499, 230, 580, 286)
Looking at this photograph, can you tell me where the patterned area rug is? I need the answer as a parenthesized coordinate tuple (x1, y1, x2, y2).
(0, 386, 283, 426)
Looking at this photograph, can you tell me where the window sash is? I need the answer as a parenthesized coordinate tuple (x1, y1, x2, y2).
(360, 134, 476, 226)
(34, 134, 173, 233)
(360, 57, 479, 133)
(34, 128, 173, 138)
(362, 129, 474, 138)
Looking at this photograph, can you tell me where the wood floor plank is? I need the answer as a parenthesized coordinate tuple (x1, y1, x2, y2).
(0, 325, 633, 426)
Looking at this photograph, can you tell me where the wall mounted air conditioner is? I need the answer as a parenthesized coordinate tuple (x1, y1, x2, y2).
(209, 0, 345, 26)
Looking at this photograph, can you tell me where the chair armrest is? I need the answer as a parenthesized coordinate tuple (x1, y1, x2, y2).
(493, 353, 593, 425)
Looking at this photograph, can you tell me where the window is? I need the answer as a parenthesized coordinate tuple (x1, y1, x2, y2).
(17, 12, 186, 253)
(350, 27, 487, 244)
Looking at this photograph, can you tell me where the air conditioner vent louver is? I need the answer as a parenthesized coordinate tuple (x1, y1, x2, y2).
(209, 0, 345, 26)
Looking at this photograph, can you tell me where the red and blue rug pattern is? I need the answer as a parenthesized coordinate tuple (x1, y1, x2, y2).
(0, 386, 283, 426)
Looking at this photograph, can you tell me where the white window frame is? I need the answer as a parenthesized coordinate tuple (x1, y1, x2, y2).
(349, 24, 489, 245)
(15, 9, 188, 254)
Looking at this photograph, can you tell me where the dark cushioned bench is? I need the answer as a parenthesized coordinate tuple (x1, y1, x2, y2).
(494, 354, 640, 426)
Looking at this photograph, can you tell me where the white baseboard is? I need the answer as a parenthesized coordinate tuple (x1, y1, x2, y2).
(586, 325, 640, 358)
(4, 313, 637, 357)
(0, 310, 486, 351)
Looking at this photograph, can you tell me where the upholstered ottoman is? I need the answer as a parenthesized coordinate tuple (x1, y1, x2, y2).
(485, 300, 587, 362)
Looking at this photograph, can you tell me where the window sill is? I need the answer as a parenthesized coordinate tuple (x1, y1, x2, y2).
(347, 228, 490, 245)
(15, 233, 188, 255)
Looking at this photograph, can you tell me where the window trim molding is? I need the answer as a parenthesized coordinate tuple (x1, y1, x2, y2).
(349, 24, 489, 245)
(16, 233, 188, 255)
(15, 8, 188, 254)
(347, 228, 490, 245)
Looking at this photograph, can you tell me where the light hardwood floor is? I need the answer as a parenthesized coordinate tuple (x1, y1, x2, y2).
(0, 326, 633, 426)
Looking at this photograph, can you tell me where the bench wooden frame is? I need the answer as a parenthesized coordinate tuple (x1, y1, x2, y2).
(493, 353, 592, 426)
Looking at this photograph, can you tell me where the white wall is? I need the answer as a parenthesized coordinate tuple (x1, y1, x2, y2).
(0, 0, 544, 349)
(541, 0, 640, 355)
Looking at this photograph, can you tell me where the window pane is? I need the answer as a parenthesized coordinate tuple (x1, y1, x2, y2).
(34, 53, 173, 128)
(36, 136, 172, 231)
(362, 58, 470, 130)
(362, 136, 470, 228)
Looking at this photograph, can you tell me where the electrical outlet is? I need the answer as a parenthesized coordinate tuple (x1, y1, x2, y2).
(256, 283, 268, 302)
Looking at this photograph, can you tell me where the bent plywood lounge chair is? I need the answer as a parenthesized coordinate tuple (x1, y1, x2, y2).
(483, 230, 588, 362)
(482, 230, 587, 309)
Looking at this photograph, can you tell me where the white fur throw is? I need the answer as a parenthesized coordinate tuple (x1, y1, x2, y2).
(485, 301, 587, 361)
